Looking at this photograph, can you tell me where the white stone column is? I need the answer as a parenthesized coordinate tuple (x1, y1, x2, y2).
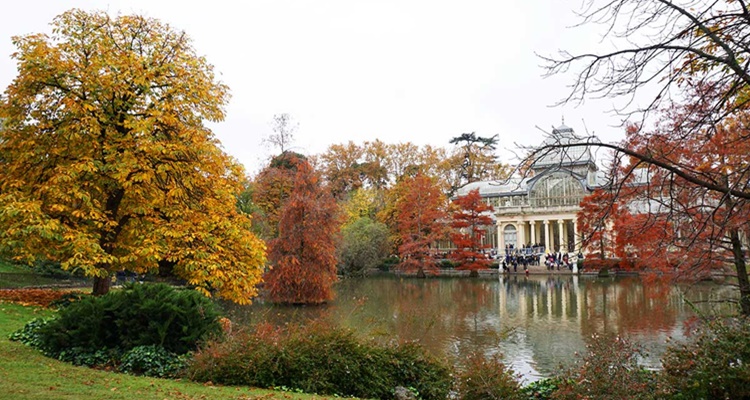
(497, 222, 505, 255)
(544, 220, 551, 253)
(529, 220, 536, 245)
(573, 219, 580, 252)
(516, 221, 524, 248)
(558, 219, 565, 252)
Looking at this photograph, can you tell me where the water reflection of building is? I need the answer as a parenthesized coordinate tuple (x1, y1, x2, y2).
(494, 275, 699, 378)
(456, 124, 601, 253)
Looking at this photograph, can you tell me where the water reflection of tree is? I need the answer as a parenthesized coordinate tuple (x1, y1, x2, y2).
(337, 277, 512, 361)
(580, 277, 677, 337)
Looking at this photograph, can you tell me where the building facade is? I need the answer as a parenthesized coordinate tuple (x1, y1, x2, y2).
(455, 124, 601, 256)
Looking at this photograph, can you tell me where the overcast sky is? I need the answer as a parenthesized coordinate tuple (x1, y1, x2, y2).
(1, 1, 630, 175)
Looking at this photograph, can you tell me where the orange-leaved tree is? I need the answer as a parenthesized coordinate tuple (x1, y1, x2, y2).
(449, 189, 494, 277)
(251, 152, 307, 239)
(394, 173, 448, 277)
(265, 160, 340, 304)
(577, 189, 620, 260)
(0, 9, 266, 302)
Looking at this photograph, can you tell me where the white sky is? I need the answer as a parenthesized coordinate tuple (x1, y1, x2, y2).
(1, 1, 632, 175)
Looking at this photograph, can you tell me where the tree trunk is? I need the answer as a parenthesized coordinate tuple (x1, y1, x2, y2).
(730, 228, 750, 316)
(92, 275, 112, 296)
(416, 266, 426, 279)
(469, 269, 479, 278)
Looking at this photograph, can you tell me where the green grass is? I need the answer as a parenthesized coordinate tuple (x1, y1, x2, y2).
(0, 259, 89, 289)
(0, 302, 331, 400)
(0, 259, 28, 273)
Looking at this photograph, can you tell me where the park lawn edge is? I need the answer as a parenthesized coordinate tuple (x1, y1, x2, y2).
(0, 301, 332, 400)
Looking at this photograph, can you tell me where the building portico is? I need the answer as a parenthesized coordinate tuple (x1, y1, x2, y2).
(456, 123, 599, 258)
(497, 216, 579, 253)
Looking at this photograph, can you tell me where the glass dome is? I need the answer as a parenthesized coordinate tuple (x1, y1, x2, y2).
(529, 171, 585, 208)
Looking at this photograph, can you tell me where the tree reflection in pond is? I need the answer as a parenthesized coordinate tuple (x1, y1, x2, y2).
(223, 275, 735, 381)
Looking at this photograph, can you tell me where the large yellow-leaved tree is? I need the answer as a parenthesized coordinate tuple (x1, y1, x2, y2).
(0, 9, 266, 303)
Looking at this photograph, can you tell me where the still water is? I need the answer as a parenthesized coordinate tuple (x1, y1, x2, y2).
(224, 274, 735, 381)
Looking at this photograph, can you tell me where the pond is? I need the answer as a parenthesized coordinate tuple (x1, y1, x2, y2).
(223, 274, 736, 382)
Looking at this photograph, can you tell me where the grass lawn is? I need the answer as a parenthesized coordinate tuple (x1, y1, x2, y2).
(0, 259, 28, 273)
(0, 259, 89, 289)
(0, 301, 328, 400)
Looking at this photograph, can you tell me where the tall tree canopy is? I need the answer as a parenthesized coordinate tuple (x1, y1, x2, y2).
(338, 217, 390, 277)
(449, 189, 494, 277)
(251, 152, 307, 239)
(265, 160, 340, 304)
(317, 139, 511, 197)
(448, 132, 502, 194)
(393, 173, 448, 277)
(576, 189, 620, 260)
(264, 113, 297, 154)
(0, 9, 266, 302)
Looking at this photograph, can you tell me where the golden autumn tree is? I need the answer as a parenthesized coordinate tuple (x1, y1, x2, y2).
(0, 9, 266, 302)
(265, 160, 341, 304)
(449, 189, 494, 277)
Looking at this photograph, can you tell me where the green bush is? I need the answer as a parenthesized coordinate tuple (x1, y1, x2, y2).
(120, 345, 187, 378)
(339, 217, 391, 277)
(28, 283, 221, 361)
(439, 259, 459, 269)
(187, 322, 452, 400)
(57, 347, 121, 368)
(48, 291, 89, 309)
(32, 260, 83, 278)
(522, 377, 563, 400)
(455, 352, 522, 400)
(378, 255, 400, 271)
(8, 317, 52, 348)
(661, 317, 750, 400)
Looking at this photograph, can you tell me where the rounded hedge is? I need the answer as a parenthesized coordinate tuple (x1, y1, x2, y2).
(36, 283, 221, 358)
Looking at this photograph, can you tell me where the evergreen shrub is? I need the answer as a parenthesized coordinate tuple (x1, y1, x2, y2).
(48, 291, 89, 309)
(12, 283, 221, 367)
(378, 255, 400, 271)
(187, 321, 452, 400)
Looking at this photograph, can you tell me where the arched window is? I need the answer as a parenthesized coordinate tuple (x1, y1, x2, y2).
(529, 172, 585, 208)
(503, 224, 517, 248)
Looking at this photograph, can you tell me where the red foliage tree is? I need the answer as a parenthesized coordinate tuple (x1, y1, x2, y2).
(264, 161, 340, 304)
(612, 106, 750, 279)
(394, 173, 448, 277)
(612, 210, 675, 271)
(590, 91, 750, 314)
(449, 189, 494, 277)
(577, 189, 620, 260)
(251, 152, 308, 239)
